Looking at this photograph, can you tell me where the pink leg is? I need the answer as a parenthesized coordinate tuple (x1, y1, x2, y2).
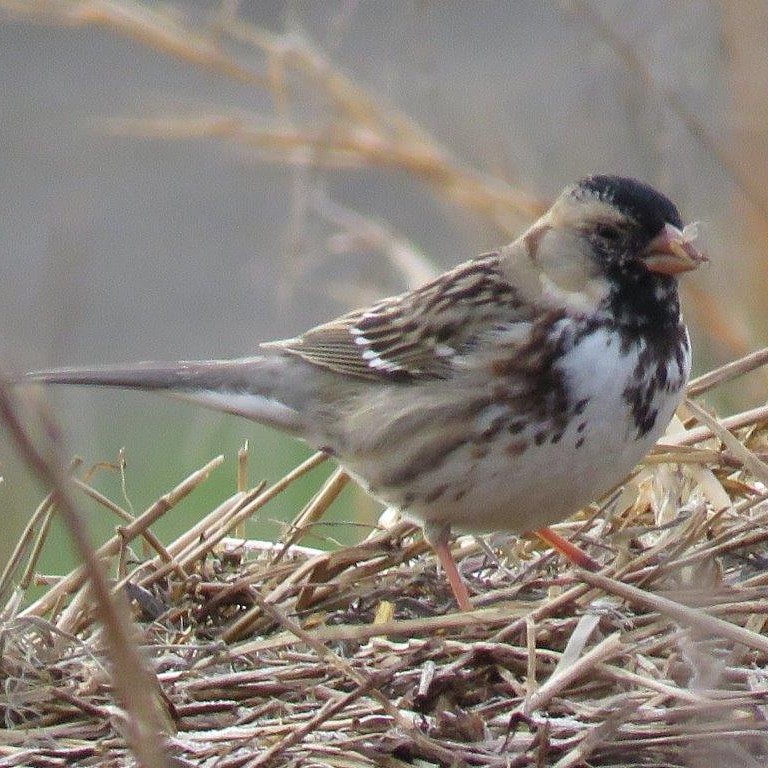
(423, 522, 473, 611)
(534, 526, 599, 571)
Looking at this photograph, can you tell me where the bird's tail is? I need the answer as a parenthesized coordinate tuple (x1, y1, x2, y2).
(21, 356, 305, 435)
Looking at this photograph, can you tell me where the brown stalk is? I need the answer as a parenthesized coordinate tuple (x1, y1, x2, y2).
(0, 380, 173, 767)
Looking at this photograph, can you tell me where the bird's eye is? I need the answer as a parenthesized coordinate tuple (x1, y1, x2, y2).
(595, 224, 622, 242)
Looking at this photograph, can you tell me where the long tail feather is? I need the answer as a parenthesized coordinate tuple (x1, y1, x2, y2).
(24, 358, 264, 390)
(22, 357, 305, 434)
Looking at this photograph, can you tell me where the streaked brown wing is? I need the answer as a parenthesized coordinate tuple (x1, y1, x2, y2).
(267, 252, 531, 381)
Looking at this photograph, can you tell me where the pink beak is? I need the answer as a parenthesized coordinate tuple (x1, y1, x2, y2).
(641, 222, 708, 275)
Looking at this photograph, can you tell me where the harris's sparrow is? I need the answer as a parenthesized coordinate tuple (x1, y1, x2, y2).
(24, 175, 706, 610)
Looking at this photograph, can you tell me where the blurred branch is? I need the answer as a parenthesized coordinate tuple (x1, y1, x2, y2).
(564, 1, 766, 360)
(0, 379, 173, 767)
(2, 0, 758, 362)
(1, 0, 545, 236)
(314, 192, 439, 289)
(98, 107, 543, 236)
(688, 346, 768, 397)
(223, 19, 546, 230)
(569, 0, 768, 223)
(0, 0, 265, 84)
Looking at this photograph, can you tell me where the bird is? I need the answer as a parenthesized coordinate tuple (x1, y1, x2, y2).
(23, 175, 706, 610)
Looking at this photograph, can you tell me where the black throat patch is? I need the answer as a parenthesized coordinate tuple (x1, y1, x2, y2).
(621, 320, 690, 438)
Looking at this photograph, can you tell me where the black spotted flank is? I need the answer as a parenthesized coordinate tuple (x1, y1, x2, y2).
(623, 323, 689, 437)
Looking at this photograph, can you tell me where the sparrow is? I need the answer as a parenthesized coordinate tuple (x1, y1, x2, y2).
(23, 175, 706, 610)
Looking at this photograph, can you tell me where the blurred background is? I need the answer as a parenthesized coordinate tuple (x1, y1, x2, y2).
(1, 1, 766, 574)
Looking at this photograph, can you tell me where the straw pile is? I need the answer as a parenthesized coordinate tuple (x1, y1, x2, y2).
(2, 351, 768, 767)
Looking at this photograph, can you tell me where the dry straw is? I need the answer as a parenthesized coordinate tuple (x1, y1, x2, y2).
(3, 349, 768, 767)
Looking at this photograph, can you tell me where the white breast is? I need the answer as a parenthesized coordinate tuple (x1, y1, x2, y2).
(353, 325, 690, 534)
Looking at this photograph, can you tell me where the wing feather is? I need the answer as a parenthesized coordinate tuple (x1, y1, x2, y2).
(266, 251, 533, 381)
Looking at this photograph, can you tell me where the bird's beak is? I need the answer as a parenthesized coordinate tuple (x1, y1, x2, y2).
(641, 222, 708, 275)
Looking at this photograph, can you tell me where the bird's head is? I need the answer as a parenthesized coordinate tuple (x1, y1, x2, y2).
(558, 175, 707, 279)
(510, 175, 707, 327)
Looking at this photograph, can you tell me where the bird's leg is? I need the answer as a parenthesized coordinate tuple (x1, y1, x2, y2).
(422, 521, 473, 611)
(534, 526, 599, 571)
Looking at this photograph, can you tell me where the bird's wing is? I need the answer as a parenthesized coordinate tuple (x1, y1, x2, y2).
(266, 252, 534, 382)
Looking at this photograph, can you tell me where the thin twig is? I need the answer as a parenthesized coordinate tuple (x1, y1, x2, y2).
(0, 379, 173, 767)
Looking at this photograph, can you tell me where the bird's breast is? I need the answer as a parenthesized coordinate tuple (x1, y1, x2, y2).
(337, 322, 690, 534)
